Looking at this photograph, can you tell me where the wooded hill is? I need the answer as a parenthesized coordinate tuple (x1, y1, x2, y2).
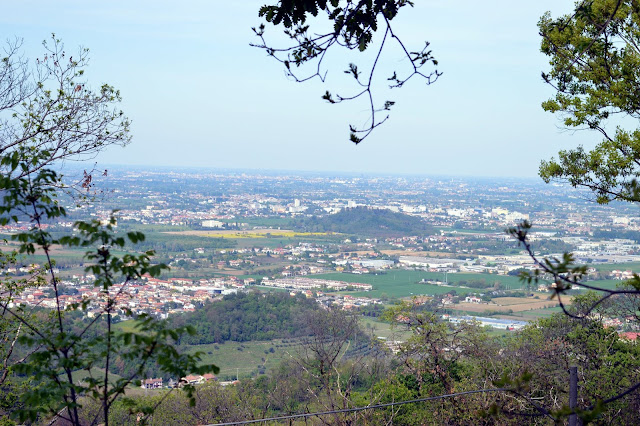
(296, 207, 433, 238)
(174, 292, 320, 344)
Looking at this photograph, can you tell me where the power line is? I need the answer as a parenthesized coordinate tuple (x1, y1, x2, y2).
(207, 388, 512, 426)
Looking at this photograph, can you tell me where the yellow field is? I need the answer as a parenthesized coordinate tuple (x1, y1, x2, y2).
(162, 229, 332, 239)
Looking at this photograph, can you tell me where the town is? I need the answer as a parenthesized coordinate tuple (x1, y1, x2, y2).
(4, 167, 640, 334)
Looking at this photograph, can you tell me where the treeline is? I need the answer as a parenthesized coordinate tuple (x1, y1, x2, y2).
(593, 229, 640, 243)
(296, 207, 434, 238)
(173, 292, 320, 344)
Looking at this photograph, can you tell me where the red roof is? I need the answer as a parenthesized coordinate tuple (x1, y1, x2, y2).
(620, 332, 640, 341)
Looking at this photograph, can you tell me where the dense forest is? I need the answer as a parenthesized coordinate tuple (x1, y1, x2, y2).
(174, 292, 320, 344)
(296, 207, 434, 238)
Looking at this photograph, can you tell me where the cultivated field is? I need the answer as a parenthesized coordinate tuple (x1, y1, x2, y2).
(448, 295, 569, 314)
(313, 270, 525, 298)
(184, 339, 302, 380)
(360, 316, 412, 341)
(162, 229, 331, 239)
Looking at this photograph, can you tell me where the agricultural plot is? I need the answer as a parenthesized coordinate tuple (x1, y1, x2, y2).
(163, 229, 331, 239)
(183, 339, 301, 380)
(160, 228, 344, 250)
(517, 306, 564, 319)
(66, 367, 124, 387)
(450, 296, 564, 315)
(593, 262, 640, 273)
(359, 316, 412, 341)
(585, 279, 627, 290)
(312, 270, 525, 298)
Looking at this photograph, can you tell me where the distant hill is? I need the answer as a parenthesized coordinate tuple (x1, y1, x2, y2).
(296, 207, 433, 238)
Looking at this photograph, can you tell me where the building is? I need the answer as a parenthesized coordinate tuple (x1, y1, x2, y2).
(141, 378, 163, 389)
(202, 219, 224, 228)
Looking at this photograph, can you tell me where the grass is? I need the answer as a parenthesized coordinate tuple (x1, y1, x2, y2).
(593, 262, 640, 272)
(311, 270, 524, 298)
(111, 322, 296, 381)
(64, 367, 124, 387)
(252, 285, 290, 293)
(162, 229, 334, 239)
(359, 316, 411, 341)
(234, 235, 343, 249)
(186, 317, 413, 380)
(580, 279, 624, 291)
(183, 339, 301, 380)
(506, 306, 564, 320)
(113, 320, 140, 334)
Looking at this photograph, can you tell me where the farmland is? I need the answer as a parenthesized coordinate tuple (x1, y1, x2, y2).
(312, 270, 525, 298)
(447, 295, 566, 315)
(184, 339, 301, 381)
(162, 229, 332, 239)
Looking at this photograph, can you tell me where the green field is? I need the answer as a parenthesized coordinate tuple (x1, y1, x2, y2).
(183, 339, 301, 381)
(508, 306, 564, 320)
(234, 234, 343, 249)
(593, 262, 640, 272)
(360, 316, 412, 341)
(311, 270, 525, 298)
(578, 279, 624, 291)
(116, 317, 402, 382)
(64, 367, 124, 387)
(113, 320, 141, 334)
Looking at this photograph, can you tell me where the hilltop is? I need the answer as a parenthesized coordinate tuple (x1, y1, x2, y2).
(296, 206, 433, 238)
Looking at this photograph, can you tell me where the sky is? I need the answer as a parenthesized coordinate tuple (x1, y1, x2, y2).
(1, 0, 595, 178)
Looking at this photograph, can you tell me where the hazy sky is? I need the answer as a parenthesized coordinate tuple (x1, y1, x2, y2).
(2, 1, 593, 177)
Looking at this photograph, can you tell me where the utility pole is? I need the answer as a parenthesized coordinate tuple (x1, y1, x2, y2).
(569, 366, 578, 426)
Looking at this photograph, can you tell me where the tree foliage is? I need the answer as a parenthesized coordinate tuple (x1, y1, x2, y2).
(0, 38, 216, 425)
(253, 0, 440, 143)
(539, 0, 640, 203)
(0, 156, 218, 425)
(176, 292, 320, 344)
(0, 35, 130, 182)
(296, 206, 434, 237)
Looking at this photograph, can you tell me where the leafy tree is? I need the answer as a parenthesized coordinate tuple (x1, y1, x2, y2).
(0, 35, 130, 182)
(508, 1, 640, 417)
(495, 310, 640, 424)
(384, 302, 490, 396)
(538, 0, 640, 204)
(253, 0, 440, 143)
(176, 292, 319, 344)
(292, 307, 386, 425)
(0, 154, 218, 426)
(0, 39, 217, 425)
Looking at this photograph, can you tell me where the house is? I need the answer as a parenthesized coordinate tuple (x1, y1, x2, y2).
(181, 375, 204, 385)
(141, 378, 163, 389)
(619, 332, 640, 343)
(202, 373, 216, 382)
